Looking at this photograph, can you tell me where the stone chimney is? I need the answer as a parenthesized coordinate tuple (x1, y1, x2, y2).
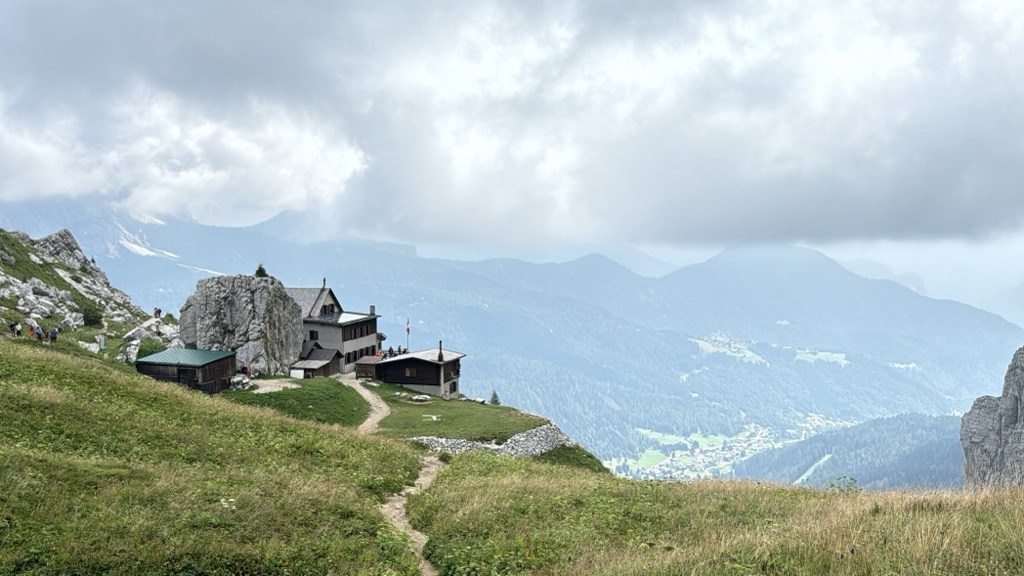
(370, 305, 376, 316)
(437, 340, 444, 362)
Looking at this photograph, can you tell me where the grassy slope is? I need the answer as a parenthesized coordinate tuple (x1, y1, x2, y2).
(12, 332, 1024, 575)
(0, 340, 422, 575)
(410, 452, 1024, 576)
(222, 377, 370, 427)
(373, 382, 548, 442)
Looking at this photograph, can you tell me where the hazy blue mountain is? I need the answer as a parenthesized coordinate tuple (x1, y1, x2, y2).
(1, 205, 1019, 485)
(732, 414, 963, 490)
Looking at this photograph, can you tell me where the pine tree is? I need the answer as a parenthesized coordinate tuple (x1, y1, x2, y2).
(489, 390, 501, 406)
(254, 263, 269, 278)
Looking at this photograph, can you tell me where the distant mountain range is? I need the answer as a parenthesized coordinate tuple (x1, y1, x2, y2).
(1, 198, 1020, 487)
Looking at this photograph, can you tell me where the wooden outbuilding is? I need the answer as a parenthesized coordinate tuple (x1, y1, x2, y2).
(354, 354, 383, 379)
(135, 348, 237, 394)
(289, 347, 342, 379)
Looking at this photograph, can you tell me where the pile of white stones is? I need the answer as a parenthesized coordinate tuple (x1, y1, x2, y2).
(410, 424, 573, 457)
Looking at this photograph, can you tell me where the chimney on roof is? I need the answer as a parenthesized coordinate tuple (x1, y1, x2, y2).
(370, 305, 376, 316)
(322, 277, 326, 289)
(437, 340, 444, 362)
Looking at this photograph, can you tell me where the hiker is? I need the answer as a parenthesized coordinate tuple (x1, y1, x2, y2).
(7, 322, 14, 335)
(14, 322, 21, 337)
(36, 326, 44, 342)
(49, 327, 58, 344)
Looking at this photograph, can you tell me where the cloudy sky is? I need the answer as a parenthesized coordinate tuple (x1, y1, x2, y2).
(2, 1, 1024, 303)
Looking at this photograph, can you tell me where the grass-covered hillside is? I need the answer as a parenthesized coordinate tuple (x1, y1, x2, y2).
(410, 453, 1024, 575)
(8, 335, 1024, 575)
(0, 339, 422, 575)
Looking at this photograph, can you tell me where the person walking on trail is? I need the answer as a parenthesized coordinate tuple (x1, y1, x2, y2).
(49, 327, 58, 344)
(14, 322, 21, 337)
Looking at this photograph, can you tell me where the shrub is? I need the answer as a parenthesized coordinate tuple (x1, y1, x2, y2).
(136, 339, 167, 360)
(255, 263, 269, 278)
(80, 301, 103, 327)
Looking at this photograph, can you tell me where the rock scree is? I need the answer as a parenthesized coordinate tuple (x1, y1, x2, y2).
(411, 423, 574, 456)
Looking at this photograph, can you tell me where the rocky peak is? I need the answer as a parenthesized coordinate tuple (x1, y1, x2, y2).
(961, 346, 1024, 487)
(179, 275, 302, 375)
(0, 227, 145, 329)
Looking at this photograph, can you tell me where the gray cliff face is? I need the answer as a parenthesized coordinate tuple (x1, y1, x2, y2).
(962, 346, 1024, 487)
(179, 275, 302, 375)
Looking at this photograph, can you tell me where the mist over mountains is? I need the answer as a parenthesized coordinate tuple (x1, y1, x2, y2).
(2, 198, 1020, 486)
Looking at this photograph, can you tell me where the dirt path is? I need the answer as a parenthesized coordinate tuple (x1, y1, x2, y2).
(382, 456, 445, 576)
(334, 375, 390, 435)
(335, 375, 444, 575)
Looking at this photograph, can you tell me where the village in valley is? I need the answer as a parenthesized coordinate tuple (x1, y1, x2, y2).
(134, 273, 465, 399)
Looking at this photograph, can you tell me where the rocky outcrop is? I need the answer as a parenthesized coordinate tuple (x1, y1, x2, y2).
(0, 228, 145, 330)
(179, 275, 302, 375)
(962, 346, 1024, 487)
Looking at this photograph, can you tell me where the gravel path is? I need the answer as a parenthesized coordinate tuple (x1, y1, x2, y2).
(337, 376, 441, 574)
(334, 374, 390, 435)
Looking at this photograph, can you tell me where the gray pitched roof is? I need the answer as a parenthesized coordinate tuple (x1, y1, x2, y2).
(307, 348, 341, 362)
(285, 286, 345, 318)
(377, 347, 465, 366)
(135, 348, 236, 367)
(299, 340, 322, 359)
(284, 288, 323, 318)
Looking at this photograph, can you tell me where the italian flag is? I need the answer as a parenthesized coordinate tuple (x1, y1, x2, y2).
(406, 318, 410, 334)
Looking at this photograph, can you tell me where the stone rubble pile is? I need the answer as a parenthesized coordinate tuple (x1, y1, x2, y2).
(411, 424, 573, 457)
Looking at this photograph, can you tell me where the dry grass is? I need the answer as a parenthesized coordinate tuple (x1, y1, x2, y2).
(408, 452, 1024, 575)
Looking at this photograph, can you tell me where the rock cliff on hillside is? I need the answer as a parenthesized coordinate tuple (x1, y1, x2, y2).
(0, 228, 144, 329)
(179, 275, 302, 375)
(961, 346, 1024, 486)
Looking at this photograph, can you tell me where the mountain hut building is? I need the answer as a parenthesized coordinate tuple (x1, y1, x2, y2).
(285, 283, 380, 375)
(135, 349, 237, 394)
(373, 341, 464, 397)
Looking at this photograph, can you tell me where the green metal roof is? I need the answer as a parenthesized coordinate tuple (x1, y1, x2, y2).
(135, 348, 236, 367)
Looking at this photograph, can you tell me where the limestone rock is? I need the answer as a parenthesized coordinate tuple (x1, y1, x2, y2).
(962, 346, 1024, 486)
(179, 275, 302, 375)
(123, 327, 156, 342)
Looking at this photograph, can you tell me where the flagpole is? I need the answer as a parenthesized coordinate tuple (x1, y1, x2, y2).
(406, 318, 410, 352)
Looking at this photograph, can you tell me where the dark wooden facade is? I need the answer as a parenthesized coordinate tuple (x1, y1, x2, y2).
(374, 345, 464, 397)
(355, 355, 382, 379)
(136, 349, 237, 394)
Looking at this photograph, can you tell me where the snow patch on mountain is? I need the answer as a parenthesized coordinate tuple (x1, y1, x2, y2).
(177, 263, 225, 276)
(115, 223, 179, 259)
(127, 210, 166, 225)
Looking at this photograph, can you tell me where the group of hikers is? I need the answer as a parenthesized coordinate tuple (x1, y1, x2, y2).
(7, 320, 58, 344)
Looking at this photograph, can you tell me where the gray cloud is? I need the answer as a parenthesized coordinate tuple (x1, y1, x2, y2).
(1, 0, 1023, 249)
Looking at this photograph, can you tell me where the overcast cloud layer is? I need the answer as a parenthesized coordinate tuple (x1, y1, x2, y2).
(1, 1, 1023, 251)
